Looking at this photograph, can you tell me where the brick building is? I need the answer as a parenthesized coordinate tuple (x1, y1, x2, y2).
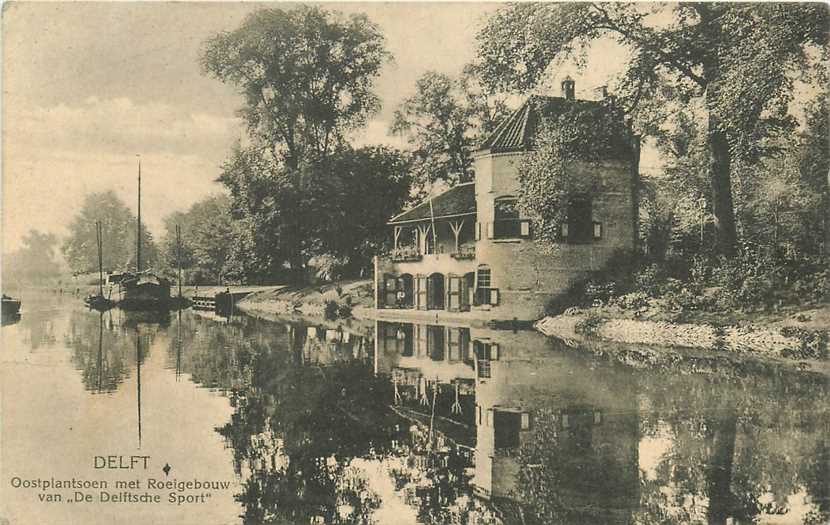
(374, 79, 639, 321)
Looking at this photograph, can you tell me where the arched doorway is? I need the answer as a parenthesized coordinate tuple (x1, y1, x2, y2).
(427, 273, 445, 310)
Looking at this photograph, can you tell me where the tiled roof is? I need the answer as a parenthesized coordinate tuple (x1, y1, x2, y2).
(478, 95, 603, 153)
(388, 182, 476, 224)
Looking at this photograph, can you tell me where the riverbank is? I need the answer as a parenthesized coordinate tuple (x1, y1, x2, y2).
(536, 304, 829, 370)
(237, 279, 374, 320)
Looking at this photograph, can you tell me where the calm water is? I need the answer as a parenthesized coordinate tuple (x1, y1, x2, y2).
(1, 291, 828, 525)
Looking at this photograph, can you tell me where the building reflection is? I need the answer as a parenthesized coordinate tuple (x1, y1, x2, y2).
(375, 320, 641, 523)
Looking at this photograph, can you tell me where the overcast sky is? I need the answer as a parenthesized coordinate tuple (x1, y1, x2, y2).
(2, 2, 631, 252)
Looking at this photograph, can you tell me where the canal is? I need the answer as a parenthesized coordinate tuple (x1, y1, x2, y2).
(1, 291, 827, 524)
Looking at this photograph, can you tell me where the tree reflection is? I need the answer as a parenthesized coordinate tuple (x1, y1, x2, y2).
(216, 328, 398, 524)
(633, 368, 830, 525)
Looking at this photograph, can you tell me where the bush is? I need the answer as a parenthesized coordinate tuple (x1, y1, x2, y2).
(324, 300, 339, 320)
(337, 302, 353, 319)
(633, 264, 667, 296)
(610, 291, 650, 311)
(584, 279, 618, 305)
(574, 312, 605, 335)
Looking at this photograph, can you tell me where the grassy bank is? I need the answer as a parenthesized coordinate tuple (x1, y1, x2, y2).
(237, 279, 374, 320)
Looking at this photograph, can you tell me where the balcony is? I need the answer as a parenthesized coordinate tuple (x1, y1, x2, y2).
(390, 246, 422, 262)
(451, 245, 476, 260)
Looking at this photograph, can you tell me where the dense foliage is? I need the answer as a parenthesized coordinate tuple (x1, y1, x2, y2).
(159, 194, 240, 285)
(201, 6, 390, 167)
(476, 2, 828, 255)
(199, 6, 411, 284)
(517, 101, 633, 248)
(391, 68, 509, 196)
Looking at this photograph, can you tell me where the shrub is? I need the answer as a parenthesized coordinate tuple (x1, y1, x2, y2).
(610, 291, 650, 311)
(633, 264, 667, 296)
(337, 302, 353, 319)
(584, 279, 617, 305)
(324, 300, 339, 320)
(574, 313, 605, 335)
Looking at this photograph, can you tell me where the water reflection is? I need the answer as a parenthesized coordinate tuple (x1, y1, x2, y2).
(9, 292, 827, 525)
(2, 293, 240, 525)
(372, 320, 830, 525)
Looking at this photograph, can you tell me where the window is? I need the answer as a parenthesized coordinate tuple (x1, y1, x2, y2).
(566, 198, 593, 243)
(493, 197, 525, 238)
(495, 198, 519, 220)
(475, 265, 498, 305)
(474, 340, 499, 379)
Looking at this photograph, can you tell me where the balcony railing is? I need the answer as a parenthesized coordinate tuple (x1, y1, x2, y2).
(451, 245, 476, 260)
(390, 246, 422, 262)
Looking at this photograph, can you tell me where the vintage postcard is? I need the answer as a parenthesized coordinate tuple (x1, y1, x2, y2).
(2, 2, 828, 524)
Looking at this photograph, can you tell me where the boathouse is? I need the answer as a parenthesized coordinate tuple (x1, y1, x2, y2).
(374, 79, 639, 321)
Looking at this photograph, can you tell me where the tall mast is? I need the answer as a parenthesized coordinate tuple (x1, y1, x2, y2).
(176, 224, 182, 298)
(136, 157, 142, 273)
(136, 327, 142, 449)
(97, 221, 104, 297)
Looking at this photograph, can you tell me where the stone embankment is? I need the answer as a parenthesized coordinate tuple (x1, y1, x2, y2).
(536, 310, 828, 363)
(236, 279, 374, 320)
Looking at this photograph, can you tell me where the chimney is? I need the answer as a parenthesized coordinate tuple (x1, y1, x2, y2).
(561, 76, 575, 100)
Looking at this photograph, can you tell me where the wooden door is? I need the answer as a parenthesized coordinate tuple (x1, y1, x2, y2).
(416, 276, 427, 310)
(447, 274, 461, 312)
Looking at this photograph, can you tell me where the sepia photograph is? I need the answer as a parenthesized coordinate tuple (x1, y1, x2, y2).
(1, 2, 828, 524)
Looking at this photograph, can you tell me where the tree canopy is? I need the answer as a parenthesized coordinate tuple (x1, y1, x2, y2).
(61, 191, 157, 274)
(391, 68, 508, 195)
(476, 2, 828, 255)
(159, 194, 240, 285)
(201, 5, 391, 167)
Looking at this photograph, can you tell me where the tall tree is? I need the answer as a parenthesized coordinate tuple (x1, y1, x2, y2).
(160, 194, 240, 284)
(391, 69, 508, 194)
(476, 2, 828, 255)
(201, 5, 390, 168)
(62, 191, 157, 274)
(308, 145, 412, 274)
(202, 6, 391, 276)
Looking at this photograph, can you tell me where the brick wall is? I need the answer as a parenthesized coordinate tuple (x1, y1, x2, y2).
(474, 152, 636, 319)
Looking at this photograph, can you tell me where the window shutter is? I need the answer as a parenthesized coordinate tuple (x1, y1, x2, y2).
(486, 222, 494, 239)
(489, 288, 499, 306)
(491, 343, 500, 360)
(521, 412, 531, 430)
(560, 223, 569, 239)
(593, 221, 603, 240)
(520, 220, 531, 238)
(477, 405, 482, 425)
(475, 222, 481, 240)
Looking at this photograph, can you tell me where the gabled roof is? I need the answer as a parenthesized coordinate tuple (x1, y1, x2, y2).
(388, 182, 476, 225)
(478, 95, 604, 154)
